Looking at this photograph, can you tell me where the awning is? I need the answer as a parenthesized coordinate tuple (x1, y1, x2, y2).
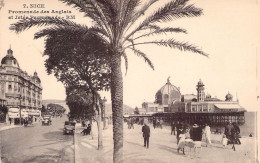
(8, 112, 20, 118)
(214, 103, 246, 112)
(8, 108, 19, 113)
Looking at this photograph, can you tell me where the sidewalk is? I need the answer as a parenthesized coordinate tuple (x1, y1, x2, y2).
(0, 120, 41, 131)
(74, 123, 258, 163)
(0, 123, 22, 131)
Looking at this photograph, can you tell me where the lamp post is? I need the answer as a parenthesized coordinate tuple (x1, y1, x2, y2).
(19, 95, 22, 125)
(102, 96, 107, 130)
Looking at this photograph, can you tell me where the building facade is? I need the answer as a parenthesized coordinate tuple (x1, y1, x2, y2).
(0, 48, 42, 124)
(141, 78, 245, 125)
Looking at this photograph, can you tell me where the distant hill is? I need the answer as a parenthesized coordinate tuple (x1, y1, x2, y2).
(42, 99, 70, 113)
(42, 99, 134, 115)
(105, 103, 134, 115)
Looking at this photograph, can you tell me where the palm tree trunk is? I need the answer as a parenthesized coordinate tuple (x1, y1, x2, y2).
(93, 92, 103, 150)
(97, 99, 103, 150)
(110, 55, 123, 163)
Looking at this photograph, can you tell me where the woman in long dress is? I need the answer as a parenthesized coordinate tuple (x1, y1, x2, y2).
(177, 130, 186, 154)
(204, 124, 211, 147)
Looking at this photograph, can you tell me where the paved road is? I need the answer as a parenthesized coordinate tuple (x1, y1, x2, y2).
(0, 116, 74, 163)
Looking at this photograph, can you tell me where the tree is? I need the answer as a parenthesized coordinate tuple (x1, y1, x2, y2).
(41, 29, 110, 150)
(66, 86, 105, 147)
(66, 87, 95, 120)
(134, 107, 140, 115)
(41, 105, 47, 114)
(10, 0, 208, 162)
(0, 105, 8, 115)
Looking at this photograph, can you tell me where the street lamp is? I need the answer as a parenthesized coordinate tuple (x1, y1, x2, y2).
(19, 95, 22, 125)
(102, 96, 107, 130)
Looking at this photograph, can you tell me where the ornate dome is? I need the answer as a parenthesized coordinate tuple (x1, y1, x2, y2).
(1, 48, 20, 68)
(33, 71, 41, 83)
(155, 77, 181, 105)
(225, 92, 233, 101)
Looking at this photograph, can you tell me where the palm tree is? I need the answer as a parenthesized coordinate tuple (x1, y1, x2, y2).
(10, 0, 208, 162)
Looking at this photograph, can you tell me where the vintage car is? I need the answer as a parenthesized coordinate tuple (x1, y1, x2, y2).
(42, 115, 52, 126)
(63, 121, 76, 135)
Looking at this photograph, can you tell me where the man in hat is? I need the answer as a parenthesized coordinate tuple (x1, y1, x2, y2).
(142, 121, 150, 148)
(190, 124, 202, 141)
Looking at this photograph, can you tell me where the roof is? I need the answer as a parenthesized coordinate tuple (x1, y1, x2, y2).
(214, 103, 246, 112)
(1, 48, 20, 68)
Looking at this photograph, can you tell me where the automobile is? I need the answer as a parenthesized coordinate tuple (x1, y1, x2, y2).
(63, 121, 76, 135)
(42, 115, 52, 126)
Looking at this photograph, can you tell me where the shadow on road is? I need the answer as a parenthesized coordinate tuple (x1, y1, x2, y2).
(43, 130, 73, 141)
(30, 131, 73, 149)
(23, 154, 61, 163)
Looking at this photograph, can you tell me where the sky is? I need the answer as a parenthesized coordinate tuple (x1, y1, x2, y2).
(0, 0, 259, 111)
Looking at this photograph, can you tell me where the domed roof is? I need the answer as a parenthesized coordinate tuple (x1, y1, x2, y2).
(159, 77, 180, 94)
(155, 77, 181, 105)
(32, 71, 41, 83)
(197, 79, 204, 86)
(206, 93, 211, 99)
(1, 48, 20, 68)
(225, 92, 233, 101)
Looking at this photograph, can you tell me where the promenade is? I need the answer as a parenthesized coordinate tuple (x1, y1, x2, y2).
(74, 122, 257, 163)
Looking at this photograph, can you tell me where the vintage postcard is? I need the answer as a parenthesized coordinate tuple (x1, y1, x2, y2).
(0, 0, 259, 162)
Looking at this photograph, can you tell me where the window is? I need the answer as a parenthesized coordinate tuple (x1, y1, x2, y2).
(192, 106, 196, 112)
(8, 84, 12, 90)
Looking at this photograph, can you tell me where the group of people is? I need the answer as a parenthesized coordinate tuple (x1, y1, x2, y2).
(175, 122, 207, 155)
(128, 118, 242, 153)
(223, 121, 241, 151)
(152, 118, 163, 129)
(79, 120, 93, 138)
(173, 120, 241, 154)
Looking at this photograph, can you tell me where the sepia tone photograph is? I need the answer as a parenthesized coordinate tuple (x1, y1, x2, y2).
(0, 0, 259, 162)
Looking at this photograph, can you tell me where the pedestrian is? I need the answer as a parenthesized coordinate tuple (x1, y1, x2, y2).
(159, 119, 163, 129)
(222, 134, 228, 148)
(171, 121, 176, 135)
(130, 118, 134, 129)
(232, 122, 241, 145)
(204, 123, 212, 147)
(153, 118, 156, 129)
(224, 121, 236, 151)
(142, 121, 150, 148)
(127, 118, 131, 129)
(190, 124, 202, 141)
(177, 129, 186, 155)
(176, 121, 183, 145)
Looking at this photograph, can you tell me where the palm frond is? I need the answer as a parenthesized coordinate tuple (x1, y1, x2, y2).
(124, 0, 158, 34)
(60, 0, 113, 38)
(121, 0, 141, 28)
(130, 47, 154, 70)
(133, 27, 187, 40)
(129, 39, 208, 57)
(34, 25, 88, 39)
(125, 0, 202, 40)
(10, 16, 86, 33)
(122, 52, 128, 75)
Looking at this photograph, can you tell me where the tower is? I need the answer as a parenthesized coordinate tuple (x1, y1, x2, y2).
(197, 79, 205, 102)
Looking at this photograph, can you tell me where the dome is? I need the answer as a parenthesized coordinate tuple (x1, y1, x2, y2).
(225, 92, 233, 101)
(197, 79, 204, 86)
(1, 48, 20, 68)
(33, 71, 41, 83)
(155, 77, 181, 105)
(206, 93, 211, 99)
